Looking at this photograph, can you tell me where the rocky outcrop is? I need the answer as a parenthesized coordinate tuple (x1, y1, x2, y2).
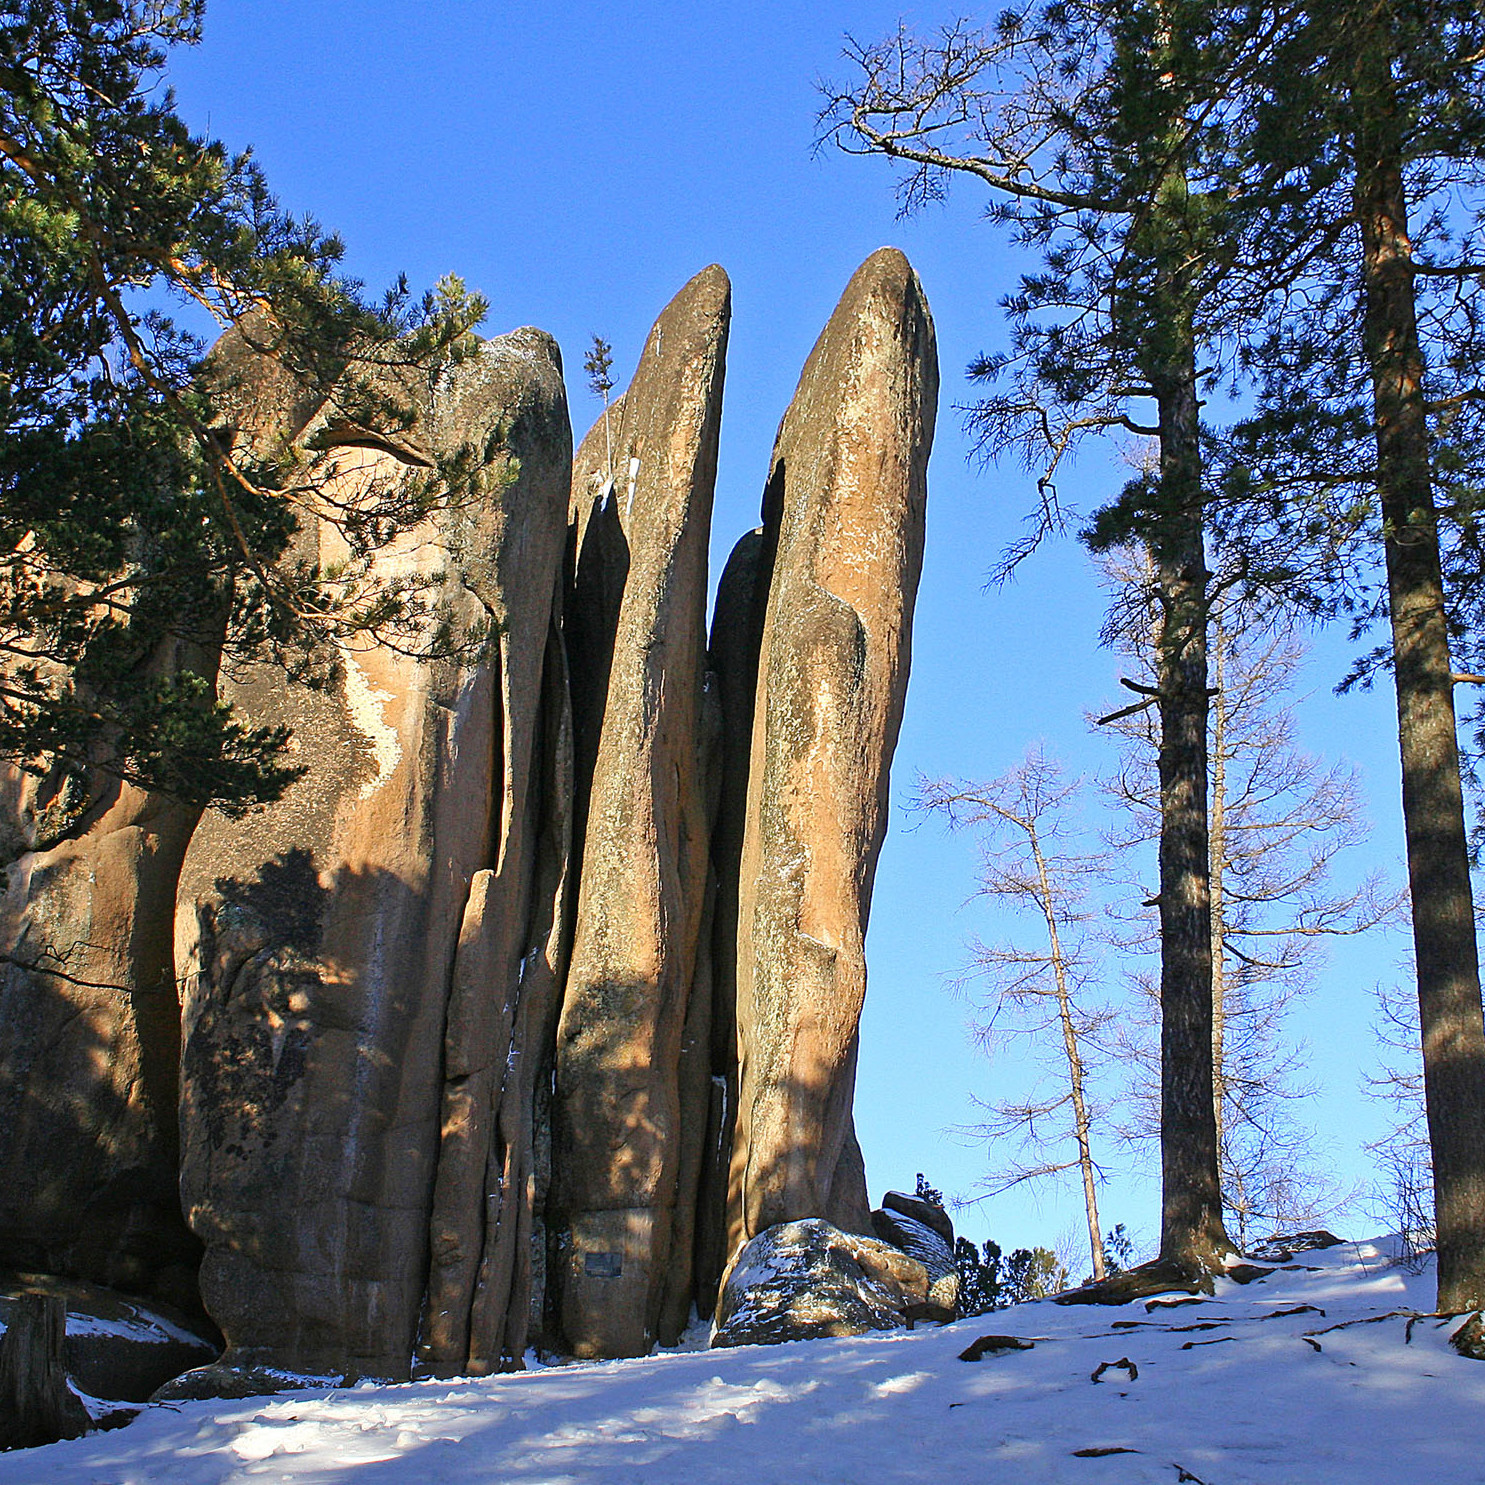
(3, 250, 939, 1377)
(727, 248, 937, 1254)
(710, 1218, 929, 1349)
(872, 1195, 958, 1315)
(552, 266, 730, 1359)
(176, 328, 572, 1380)
(0, 321, 313, 1315)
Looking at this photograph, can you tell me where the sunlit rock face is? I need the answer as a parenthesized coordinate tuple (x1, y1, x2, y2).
(551, 266, 730, 1360)
(727, 247, 938, 1256)
(176, 329, 572, 1380)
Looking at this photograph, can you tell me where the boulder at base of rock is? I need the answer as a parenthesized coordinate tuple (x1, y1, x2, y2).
(881, 1190, 954, 1246)
(870, 1207, 959, 1316)
(149, 1362, 340, 1403)
(0, 1272, 219, 1405)
(1247, 1230, 1344, 1263)
(710, 1218, 928, 1349)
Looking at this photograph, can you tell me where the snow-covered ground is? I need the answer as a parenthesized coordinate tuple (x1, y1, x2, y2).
(7, 1238, 1483, 1484)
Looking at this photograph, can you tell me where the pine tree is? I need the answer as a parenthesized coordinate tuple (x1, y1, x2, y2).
(0, 1, 486, 810)
(1219, 0, 1485, 1311)
(1100, 551, 1399, 1247)
(823, 0, 1275, 1279)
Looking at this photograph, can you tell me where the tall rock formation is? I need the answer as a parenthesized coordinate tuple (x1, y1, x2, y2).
(726, 247, 937, 1258)
(176, 328, 572, 1380)
(419, 348, 576, 1380)
(0, 321, 315, 1313)
(552, 266, 730, 1358)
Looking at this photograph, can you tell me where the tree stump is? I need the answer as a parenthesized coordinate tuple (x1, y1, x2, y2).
(0, 1293, 90, 1450)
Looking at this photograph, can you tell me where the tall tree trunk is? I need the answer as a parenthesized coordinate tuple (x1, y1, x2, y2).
(1151, 312, 1232, 1273)
(1210, 612, 1229, 1167)
(1352, 15, 1485, 1313)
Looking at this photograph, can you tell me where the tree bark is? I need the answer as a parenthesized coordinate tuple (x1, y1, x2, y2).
(1352, 15, 1485, 1313)
(0, 1293, 90, 1451)
(1210, 613, 1229, 1169)
(1151, 312, 1232, 1273)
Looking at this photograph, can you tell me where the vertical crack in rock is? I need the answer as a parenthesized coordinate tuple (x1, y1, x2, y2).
(176, 328, 571, 1380)
(552, 266, 730, 1359)
(440, 609, 575, 1375)
(658, 673, 724, 1343)
(693, 523, 775, 1316)
(725, 247, 937, 1262)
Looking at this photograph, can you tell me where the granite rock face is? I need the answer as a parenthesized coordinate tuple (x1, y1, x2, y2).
(176, 328, 572, 1380)
(727, 247, 937, 1254)
(552, 266, 730, 1359)
(0, 756, 208, 1312)
(710, 1218, 929, 1349)
(419, 340, 577, 1379)
(0, 322, 308, 1314)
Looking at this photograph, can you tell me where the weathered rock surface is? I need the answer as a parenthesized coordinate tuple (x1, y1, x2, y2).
(0, 321, 306, 1313)
(710, 1218, 928, 1349)
(420, 342, 578, 1378)
(0, 759, 207, 1314)
(727, 248, 937, 1254)
(871, 1205, 959, 1315)
(177, 328, 572, 1380)
(882, 1189, 955, 1246)
(553, 266, 730, 1359)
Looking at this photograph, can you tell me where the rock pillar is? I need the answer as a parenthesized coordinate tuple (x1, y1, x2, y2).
(0, 320, 312, 1314)
(176, 329, 572, 1379)
(552, 266, 730, 1358)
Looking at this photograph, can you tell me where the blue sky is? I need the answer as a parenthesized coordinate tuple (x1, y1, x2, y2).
(166, 1, 1414, 1261)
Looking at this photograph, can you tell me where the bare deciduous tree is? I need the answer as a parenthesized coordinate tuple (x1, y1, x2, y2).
(1365, 977, 1435, 1268)
(920, 749, 1114, 1283)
